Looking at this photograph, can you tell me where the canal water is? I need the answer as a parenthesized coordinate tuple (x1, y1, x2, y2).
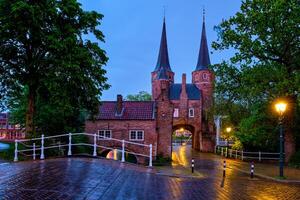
(0, 142, 10, 151)
(106, 149, 137, 163)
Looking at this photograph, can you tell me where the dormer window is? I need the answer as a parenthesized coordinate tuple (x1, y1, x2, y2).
(189, 108, 194, 117)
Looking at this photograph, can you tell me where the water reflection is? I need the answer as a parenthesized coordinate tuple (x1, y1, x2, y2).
(106, 149, 119, 160)
(0, 142, 10, 151)
(106, 149, 137, 164)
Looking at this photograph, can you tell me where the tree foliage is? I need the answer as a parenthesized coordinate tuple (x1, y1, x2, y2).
(0, 0, 109, 136)
(126, 91, 152, 101)
(212, 0, 300, 153)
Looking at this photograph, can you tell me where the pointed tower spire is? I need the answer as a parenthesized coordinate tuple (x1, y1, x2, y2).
(195, 8, 211, 71)
(154, 18, 172, 72)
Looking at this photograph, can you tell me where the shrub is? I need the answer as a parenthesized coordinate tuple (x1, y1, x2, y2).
(289, 150, 300, 168)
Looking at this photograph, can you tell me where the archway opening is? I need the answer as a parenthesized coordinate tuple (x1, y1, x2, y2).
(100, 149, 138, 164)
(171, 125, 195, 165)
(172, 125, 194, 147)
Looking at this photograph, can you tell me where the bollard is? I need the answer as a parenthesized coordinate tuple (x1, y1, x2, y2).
(250, 162, 254, 179)
(191, 158, 195, 173)
(223, 160, 226, 177)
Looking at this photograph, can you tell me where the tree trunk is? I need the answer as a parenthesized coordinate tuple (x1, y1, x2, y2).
(284, 95, 297, 162)
(25, 86, 36, 138)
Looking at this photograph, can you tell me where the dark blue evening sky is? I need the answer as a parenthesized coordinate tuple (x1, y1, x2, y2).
(79, 0, 242, 100)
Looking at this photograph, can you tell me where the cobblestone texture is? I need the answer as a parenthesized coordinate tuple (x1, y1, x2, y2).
(0, 155, 299, 200)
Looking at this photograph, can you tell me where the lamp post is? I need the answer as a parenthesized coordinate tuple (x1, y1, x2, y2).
(225, 127, 232, 157)
(275, 102, 287, 178)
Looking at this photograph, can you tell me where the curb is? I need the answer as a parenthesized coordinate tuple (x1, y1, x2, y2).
(155, 172, 202, 179)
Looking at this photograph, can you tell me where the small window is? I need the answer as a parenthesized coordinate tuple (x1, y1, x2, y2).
(173, 108, 179, 118)
(189, 108, 194, 117)
(129, 130, 144, 141)
(98, 130, 112, 140)
(203, 73, 208, 80)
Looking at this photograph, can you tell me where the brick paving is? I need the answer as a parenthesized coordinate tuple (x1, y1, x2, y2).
(0, 156, 300, 199)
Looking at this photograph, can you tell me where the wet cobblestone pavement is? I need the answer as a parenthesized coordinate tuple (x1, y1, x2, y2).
(0, 155, 300, 199)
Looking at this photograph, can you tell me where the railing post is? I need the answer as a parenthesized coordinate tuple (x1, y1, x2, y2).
(40, 134, 45, 160)
(235, 150, 238, 159)
(93, 133, 97, 157)
(221, 147, 223, 156)
(33, 143, 36, 160)
(121, 140, 125, 162)
(259, 151, 261, 162)
(68, 133, 72, 156)
(241, 150, 244, 161)
(149, 144, 152, 167)
(14, 140, 18, 162)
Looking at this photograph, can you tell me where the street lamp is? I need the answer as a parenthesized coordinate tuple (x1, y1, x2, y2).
(226, 127, 232, 134)
(275, 102, 287, 177)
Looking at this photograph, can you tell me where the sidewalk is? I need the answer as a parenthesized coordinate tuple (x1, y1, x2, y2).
(157, 145, 300, 183)
(224, 157, 300, 182)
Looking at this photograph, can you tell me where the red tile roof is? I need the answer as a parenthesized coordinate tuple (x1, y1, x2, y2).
(96, 101, 155, 120)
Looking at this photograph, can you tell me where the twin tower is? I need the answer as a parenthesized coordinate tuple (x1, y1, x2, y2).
(151, 16, 214, 110)
(151, 15, 215, 156)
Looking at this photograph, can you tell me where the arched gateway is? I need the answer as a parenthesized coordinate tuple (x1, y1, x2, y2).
(85, 15, 215, 161)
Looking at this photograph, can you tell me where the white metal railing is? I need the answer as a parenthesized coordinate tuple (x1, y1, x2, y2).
(14, 133, 154, 167)
(218, 140, 234, 147)
(215, 146, 283, 161)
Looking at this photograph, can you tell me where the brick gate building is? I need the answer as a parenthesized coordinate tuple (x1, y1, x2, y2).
(85, 16, 215, 159)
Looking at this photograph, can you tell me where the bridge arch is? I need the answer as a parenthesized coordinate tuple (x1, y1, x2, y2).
(97, 145, 142, 164)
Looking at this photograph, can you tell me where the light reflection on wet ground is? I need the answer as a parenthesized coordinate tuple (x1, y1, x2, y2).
(0, 147, 299, 199)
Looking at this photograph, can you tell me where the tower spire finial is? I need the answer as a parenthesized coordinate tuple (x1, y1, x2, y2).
(163, 6, 166, 21)
(203, 6, 205, 22)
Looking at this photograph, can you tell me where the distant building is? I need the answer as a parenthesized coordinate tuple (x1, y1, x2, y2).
(0, 113, 25, 141)
(85, 15, 215, 160)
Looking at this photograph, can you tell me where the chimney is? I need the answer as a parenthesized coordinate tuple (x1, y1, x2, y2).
(181, 73, 187, 97)
(116, 94, 123, 116)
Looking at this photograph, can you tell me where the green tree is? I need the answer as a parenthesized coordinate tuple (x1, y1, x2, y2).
(0, 0, 109, 136)
(212, 0, 300, 159)
(126, 91, 152, 101)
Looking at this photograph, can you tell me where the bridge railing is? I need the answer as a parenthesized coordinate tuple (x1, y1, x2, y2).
(14, 133, 153, 167)
(215, 146, 283, 161)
